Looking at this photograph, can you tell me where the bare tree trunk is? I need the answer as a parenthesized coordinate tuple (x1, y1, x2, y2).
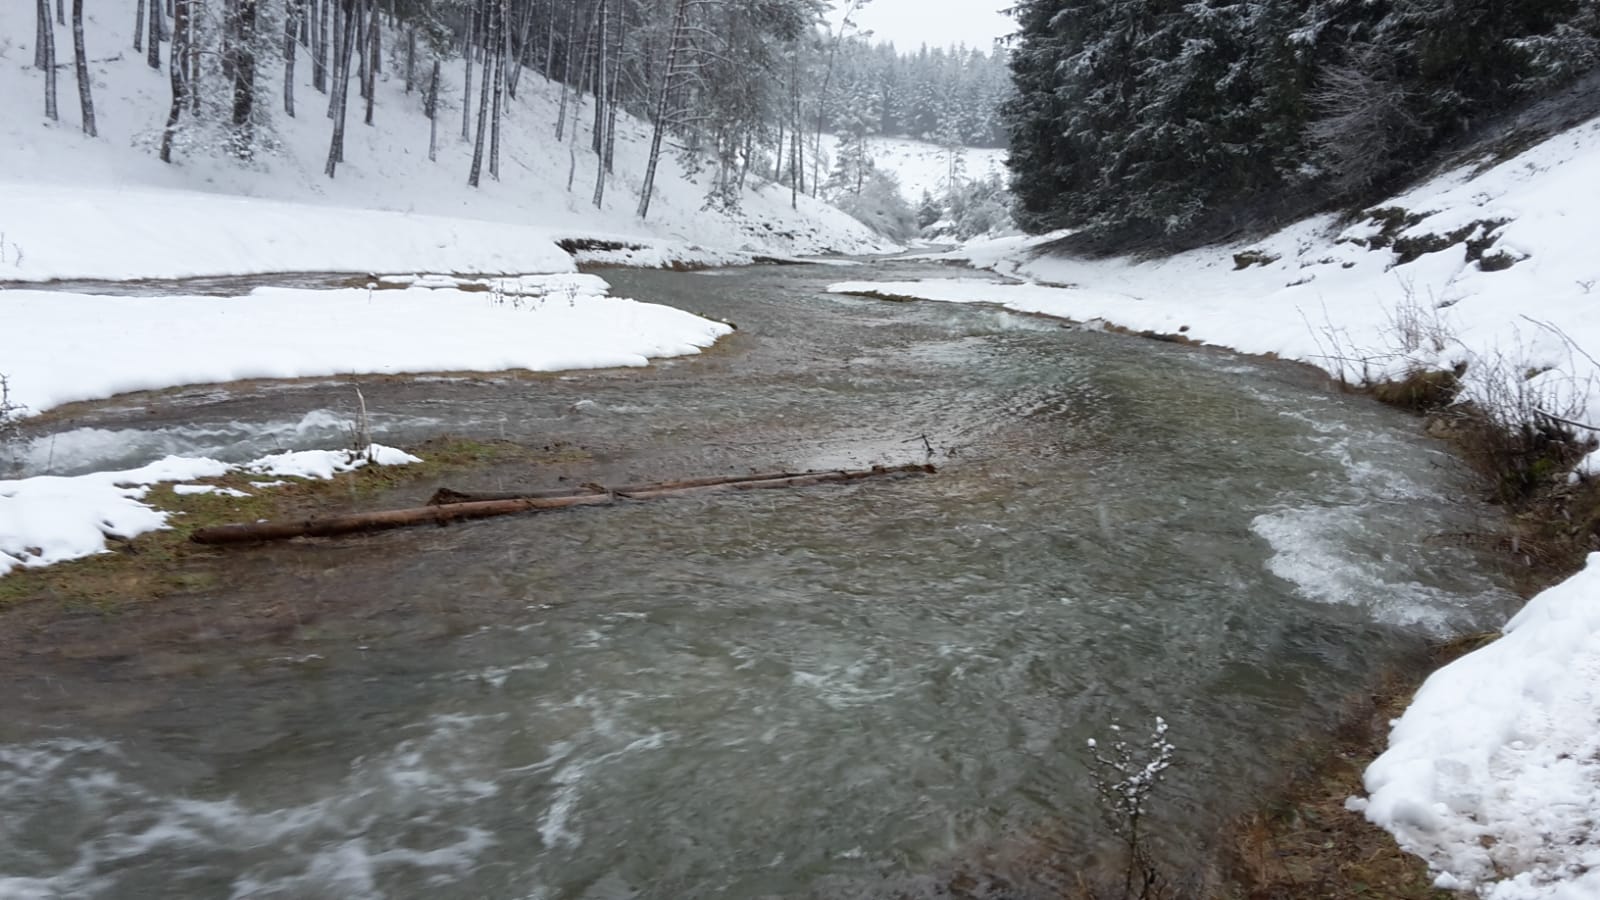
(354, 0, 368, 97)
(284, 0, 299, 116)
(637, 0, 689, 220)
(363, 0, 378, 125)
(590, 0, 608, 207)
(467, 0, 493, 186)
(231, 0, 257, 156)
(324, 0, 357, 176)
(56, 0, 64, 27)
(461, 2, 476, 141)
(543, 0, 556, 79)
(327, 0, 344, 116)
(565, 2, 595, 193)
(37, 0, 58, 121)
(404, 26, 415, 93)
(70, 0, 95, 136)
(603, 11, 624, 175)
(189, 0, 202, 113)
(313, 0, 328, 92)
(506, 0, 533, 98)
(147, 0, 162, 68)
(488, 0, 505, 179)
(554, 0, 577, 141)
(135, 0, 146, 53)
(159, 0, 190, 161)
(426, 58, 440, 161)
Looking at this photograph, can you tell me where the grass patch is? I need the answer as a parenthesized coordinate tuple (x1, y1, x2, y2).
(0, 436, 579, 612)
(1218, 643, 1483, 900)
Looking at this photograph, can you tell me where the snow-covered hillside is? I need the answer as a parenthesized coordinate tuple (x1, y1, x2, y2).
(818, 133, 1007, 202)
(831, 110, 1600, 900)
(0, 5, 894, 282)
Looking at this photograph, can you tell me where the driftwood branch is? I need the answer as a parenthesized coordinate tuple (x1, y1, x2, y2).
(192, 464, 935, 546)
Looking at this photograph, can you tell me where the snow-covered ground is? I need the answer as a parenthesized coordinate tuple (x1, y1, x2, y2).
(818, 133, 1007, 201)
(832, 112, 1600, 900)
(0, 6, 893, 284)
(0, 272, 731, 578)
(1350, 553, 1600, 899)
(0, 273, 731, 414)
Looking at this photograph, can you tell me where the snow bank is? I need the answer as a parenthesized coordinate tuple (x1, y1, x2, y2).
(1352, 553, 1600, 899)
(0, 184, 576, 283)
(922, 115, 1600, 474)
(0, 277, 732, 415)
(0, 445, 417, 575)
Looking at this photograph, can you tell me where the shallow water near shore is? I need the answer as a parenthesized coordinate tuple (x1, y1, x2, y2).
(0, 260, 1514, 898)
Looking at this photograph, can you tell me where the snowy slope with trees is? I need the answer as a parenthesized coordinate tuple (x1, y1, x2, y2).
(0, 0, 901, 278)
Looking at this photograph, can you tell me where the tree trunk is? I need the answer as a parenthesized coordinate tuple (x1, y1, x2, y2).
(159, 0, 190, 162)
(71, 0, 95, 136)
(426, 58, 440, 161)
(554, 0, 576, 141)
(232, 0, 257, 156)
(147, 0, 162, 68)
(590, 0, 608, 207)
(56, 0, 64, 27)
(191, 466, 935, 545)
(37, 0, 58, 121)
(135, 0, 145, 53)
(488, 0, 505, 179)
(188, 0, 202, 113)
(565, 2, 595, 194)
(363, 0, 378, 125)
(589, 0, 606, 157)
(324, 0, 357, 176)
(461, 2, 476, 141)
(283, 0, 299, 117)
(637, 0, 689, 221)
(506, 0, 533, 98)
(603, 12, 624, 175)
(327, 0, 343, 116)
(404, 26, 415, 93)
(467, 0, 493, 186)
(313, 0, 327, 92)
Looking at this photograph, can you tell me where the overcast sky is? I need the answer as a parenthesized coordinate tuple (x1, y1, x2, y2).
(833, 0, 1016, 51)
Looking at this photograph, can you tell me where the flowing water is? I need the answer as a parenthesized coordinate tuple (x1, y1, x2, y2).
(0, 261, 1515, 898)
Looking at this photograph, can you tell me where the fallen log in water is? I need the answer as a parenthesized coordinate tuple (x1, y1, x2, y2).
(191, 464, 935, 546)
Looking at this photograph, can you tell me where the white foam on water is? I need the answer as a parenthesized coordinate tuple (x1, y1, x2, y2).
(537, 731, 672, 852)
(13, 409, 443, 478)
(0, 716, 506, 898)
(1251, 504, 1461, 632)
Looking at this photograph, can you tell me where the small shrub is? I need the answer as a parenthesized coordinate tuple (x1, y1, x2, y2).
(1085, 718, 1180, 900)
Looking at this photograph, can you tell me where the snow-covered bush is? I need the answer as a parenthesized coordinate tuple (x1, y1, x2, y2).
(832, 167, 919, 242)
(930, 173, 1015, 240)
(1087, 717, 1178, 900)
(0, 373, 25, 472)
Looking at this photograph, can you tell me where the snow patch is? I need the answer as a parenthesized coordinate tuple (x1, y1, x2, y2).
(0, 445, 417, 576)
(1359, 553, 1600, 899)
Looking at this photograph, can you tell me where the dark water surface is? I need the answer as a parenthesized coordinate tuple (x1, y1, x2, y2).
(0, 261, 1513, 898)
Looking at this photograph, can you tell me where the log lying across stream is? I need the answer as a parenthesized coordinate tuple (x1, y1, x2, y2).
(190, 464, 936, 546)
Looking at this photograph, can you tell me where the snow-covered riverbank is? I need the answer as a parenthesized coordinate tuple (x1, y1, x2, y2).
(0, 271, 732, 578)
(837, 110, 1600, 900)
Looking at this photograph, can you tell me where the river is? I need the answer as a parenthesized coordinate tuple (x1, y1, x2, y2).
(0, 260, 1514, 898)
